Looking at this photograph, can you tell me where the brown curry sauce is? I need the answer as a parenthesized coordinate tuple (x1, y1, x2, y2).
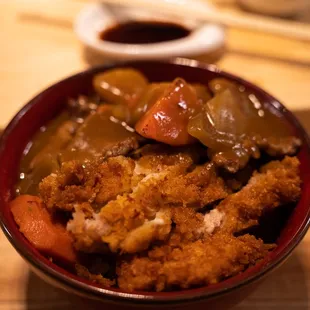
(16, 70, 299, 195)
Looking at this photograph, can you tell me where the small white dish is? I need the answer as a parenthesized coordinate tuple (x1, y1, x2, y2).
(74, 1, 225, 62)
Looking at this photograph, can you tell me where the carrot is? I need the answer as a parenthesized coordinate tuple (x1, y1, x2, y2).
(135, 78, 201, 146)
(10, 195, 77, 265)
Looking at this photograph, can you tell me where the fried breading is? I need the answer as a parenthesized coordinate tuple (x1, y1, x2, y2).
(168, 207, 205, 246)
(65, 152, 229, 254)
(39, 144, 198, 213)
(67, 166, 179, 254)
(73, 156, 298, 256)
(132, 143, 206, 169)
(217, 156, 301, 234)
(117, 234, 270, 291)
(135, 145, 230, 209)
(116, 156, 300, 291)
(161, 163, 229, 209)
(39, 142, 301, 292)
(76, 264, 115, 287)
(39, 156, 136, 212)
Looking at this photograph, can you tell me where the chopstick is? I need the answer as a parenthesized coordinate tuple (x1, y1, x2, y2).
(18, 13, 73, 29)
(100, 0, 310, 41)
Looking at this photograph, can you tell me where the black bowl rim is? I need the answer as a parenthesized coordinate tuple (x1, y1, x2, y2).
(0, 58, 310, 305)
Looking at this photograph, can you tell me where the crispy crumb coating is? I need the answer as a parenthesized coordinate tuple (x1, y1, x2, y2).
(66, 159, 229, 254)
(76, 264, 115, 287)
(161, 163, 229, 209)
(38, 146, 301, 292)
(41, 147, 229, 254)
(116, 156, 300, 291)
(39, 156, 136, 212)
(168, 207, 205, 245)
(217, 156, 301, 234)
(117, 234, 270, 291)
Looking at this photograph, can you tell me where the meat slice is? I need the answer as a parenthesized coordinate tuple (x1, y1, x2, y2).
(134, 144, 230, 210)
(117, 234, 270, 291)
(39, 156, 136, 212)
(40, 146, 202, 214)
(115, 156, 300, 291)
(40, 145, 205, 253)
(10, 195, 76, 265)
(67, 166, 177, 254)
(160, 162, 229, 209)
(216, 156, 301, 234)
(66, 154, 229, 254)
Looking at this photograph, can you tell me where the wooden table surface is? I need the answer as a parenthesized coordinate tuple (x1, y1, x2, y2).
(1, 1, 310, 309)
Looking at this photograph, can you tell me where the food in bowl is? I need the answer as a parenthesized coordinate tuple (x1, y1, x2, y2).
(99, 20, 191, 45)
(10, 68, 302, 292)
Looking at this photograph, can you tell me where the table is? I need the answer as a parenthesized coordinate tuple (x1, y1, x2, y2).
(0, 1, 310, 309)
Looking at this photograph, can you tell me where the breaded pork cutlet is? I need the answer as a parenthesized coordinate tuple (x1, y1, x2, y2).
(39, 144, 200, 213)
(39, 156, 136, 213)
(65, 160, 229, 254)
(39, 141, 301, 290)
(117, 234, 270, 291)
(216, 156, 301, 234)
(116, 156, 301, 291)
(41, 145, 229, 254)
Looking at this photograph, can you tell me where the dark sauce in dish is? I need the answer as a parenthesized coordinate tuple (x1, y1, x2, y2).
(99, 21, 191, 44)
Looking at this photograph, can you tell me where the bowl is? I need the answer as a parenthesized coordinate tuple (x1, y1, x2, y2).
(0, 59, 310, 310)
(75, 2, 225, 62)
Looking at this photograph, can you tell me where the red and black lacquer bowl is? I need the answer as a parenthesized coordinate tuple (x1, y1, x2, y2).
(0, 59, 309, 310)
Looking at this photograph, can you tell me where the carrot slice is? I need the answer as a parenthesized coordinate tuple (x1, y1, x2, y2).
(10, 195, 76, 265)
(135, 78, 201, 146)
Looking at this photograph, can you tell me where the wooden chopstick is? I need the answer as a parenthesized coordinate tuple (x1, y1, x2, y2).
(100, 0, 310, 41)
(18, 13, 73, 29)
